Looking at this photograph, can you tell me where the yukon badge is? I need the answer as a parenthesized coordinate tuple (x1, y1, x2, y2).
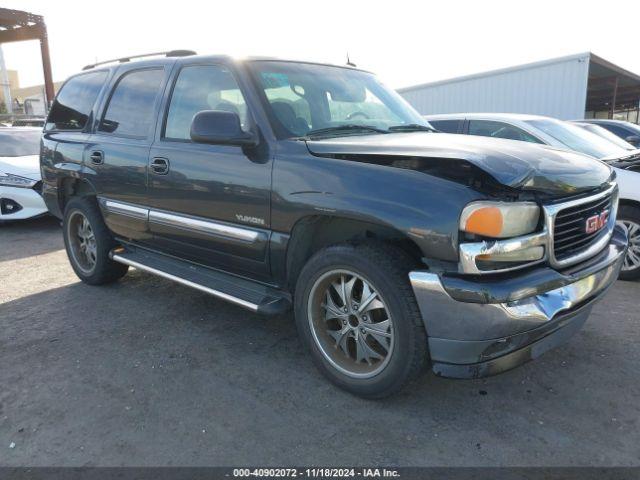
(585, 210, 609, 235)
(236, 214, 265, 226)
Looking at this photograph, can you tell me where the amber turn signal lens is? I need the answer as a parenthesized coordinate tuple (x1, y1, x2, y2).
(464, 207, 503, 237)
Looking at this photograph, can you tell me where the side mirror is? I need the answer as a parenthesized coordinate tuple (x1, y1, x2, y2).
(625, 135, 640, 145)
(190, 110, 257, 146)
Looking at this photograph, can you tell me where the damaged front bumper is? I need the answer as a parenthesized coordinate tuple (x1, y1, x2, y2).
(409, 224, 628, 379)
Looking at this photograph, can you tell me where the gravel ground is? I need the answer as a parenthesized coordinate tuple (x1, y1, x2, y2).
(0, 216, 639, 467)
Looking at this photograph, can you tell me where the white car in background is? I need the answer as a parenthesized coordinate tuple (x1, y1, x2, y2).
(424, 113, 640, 280)
(0, 127, 48, 221)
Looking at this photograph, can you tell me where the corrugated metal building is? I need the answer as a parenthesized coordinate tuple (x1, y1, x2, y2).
(398, 52, 640, 123)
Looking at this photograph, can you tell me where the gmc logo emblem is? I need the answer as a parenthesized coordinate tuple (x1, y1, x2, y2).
(585, 210, 609, 234)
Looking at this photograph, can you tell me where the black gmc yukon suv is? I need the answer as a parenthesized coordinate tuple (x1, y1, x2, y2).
(41, 52, 627, 398)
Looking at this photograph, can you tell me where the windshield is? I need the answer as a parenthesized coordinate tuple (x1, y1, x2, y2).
(525, 119, 628, 159)
(0, 129, 41, 157)
(248, 61, 428, 138)
(577, 123, 636, 150)
(616, 122, 640, 135)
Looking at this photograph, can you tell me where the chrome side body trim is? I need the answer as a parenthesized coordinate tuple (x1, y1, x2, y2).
(110, 253, 259, 312)
(148, 210, 259, 243)
(458, 183, 618, 274)
(98, 197, 261, 243)
(100, 198, 149, 220)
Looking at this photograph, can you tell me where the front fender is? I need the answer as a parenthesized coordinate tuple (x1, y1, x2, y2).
(271, 142, 485, 262)
(615, 167, 640, 203)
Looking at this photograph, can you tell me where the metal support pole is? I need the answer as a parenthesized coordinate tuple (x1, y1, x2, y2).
(0, 45, 13, 114)
(39, 29, 54, 108)
(610, 76, 618, 119)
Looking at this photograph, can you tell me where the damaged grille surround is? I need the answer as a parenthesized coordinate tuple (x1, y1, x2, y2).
(459, 183, 618, 274)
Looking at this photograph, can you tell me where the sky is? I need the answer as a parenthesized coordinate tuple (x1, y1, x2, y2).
(3, 0, 640, 90)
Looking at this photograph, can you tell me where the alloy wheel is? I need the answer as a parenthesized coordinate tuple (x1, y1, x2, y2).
(67, 211, 98, 274)
(618, 220, 640, 272)
(307, 269, 394, 378)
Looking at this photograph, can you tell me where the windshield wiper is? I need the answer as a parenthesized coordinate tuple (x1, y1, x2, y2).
(303, 124, 389, 138)
(388, 124, 435, 132)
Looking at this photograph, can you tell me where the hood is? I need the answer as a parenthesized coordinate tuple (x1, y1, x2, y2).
(306, 132, 613, 197)
(602, 149, 640, 162)
(0, 155, 41, 180)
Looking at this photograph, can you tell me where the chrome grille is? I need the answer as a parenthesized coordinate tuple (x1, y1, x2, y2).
(551, 189, 614, 264)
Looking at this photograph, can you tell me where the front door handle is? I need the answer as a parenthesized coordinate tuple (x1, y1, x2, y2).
(89, 150, 104, 165)
(150, 157, 170, 175)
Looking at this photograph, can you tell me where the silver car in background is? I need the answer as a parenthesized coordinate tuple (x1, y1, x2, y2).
(577, 119, 640, 148)
(572, 121, 639, 152)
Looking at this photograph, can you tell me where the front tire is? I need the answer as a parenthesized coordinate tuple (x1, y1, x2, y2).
(294, 242, 427, 398)
(617, 204, 640, 281)
(63, 197, 128, 285)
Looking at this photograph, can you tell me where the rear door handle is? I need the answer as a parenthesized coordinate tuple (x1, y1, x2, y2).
(89, 150, 104, 165)
(150, 157, 170, 175)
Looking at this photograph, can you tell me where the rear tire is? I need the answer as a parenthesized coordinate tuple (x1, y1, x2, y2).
(294, 242, 428, 399)
(617, 204, 640, 281)
(63, 197, 128, 285)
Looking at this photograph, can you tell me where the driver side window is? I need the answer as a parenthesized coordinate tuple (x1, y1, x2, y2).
(164, 65, 248, 141)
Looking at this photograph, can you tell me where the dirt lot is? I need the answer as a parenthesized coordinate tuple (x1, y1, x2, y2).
(1, 216, 639, 467)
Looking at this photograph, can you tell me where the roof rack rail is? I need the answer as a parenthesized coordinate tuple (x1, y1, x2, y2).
(82, 50, 196, 70)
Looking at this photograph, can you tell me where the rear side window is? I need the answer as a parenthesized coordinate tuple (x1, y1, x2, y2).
(45, 71, 108, 131)
(99, 69, 164, 137)
(430, 119, 461, 133)
(468, 120, 541, 143)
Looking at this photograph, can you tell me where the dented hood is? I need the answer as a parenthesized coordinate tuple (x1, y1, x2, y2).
(306, 132, 613, 196)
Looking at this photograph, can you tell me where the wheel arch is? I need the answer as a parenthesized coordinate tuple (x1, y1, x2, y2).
(284, 214, 424, 291)
(58, 177, 99, 214)
(619, 198, 640, 211)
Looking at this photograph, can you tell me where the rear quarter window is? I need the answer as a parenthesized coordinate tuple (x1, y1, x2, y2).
(98, 69, 164, 138)
(45, 71, 109, 131)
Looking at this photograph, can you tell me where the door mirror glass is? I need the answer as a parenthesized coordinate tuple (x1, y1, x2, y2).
(190, 110, 256, 146)
(625, 135, 640, 144)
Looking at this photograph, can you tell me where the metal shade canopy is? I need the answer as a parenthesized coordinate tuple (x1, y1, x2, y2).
(0, 7, 54, 105)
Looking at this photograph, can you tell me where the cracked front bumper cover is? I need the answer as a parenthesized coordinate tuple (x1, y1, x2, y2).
(409, 224, 627, 379)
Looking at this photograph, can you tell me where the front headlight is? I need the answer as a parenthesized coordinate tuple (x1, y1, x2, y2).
(460, 201, 540, 238)
(458, 201, 546, 274)
(0, 173, 38, 188)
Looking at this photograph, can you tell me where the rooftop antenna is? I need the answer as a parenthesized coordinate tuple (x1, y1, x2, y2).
(346, 53, 356, 67)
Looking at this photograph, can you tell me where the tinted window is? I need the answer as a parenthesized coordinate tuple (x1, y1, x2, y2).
(430, 119, 461, 133)
(165, 65, 248, 140)
(45, 71, 108, 131)
(99, 69, 164, 137)
(469, 120, 541, 143)
(577, 123, 635, 150)
(0, 130, 41, 156)
(526, 119, 626, 158)
(599, 123, 635, 138)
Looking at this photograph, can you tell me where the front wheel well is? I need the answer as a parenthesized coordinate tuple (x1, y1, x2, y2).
(285, 215, 423, 291)
(619, 198, 640, 211)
